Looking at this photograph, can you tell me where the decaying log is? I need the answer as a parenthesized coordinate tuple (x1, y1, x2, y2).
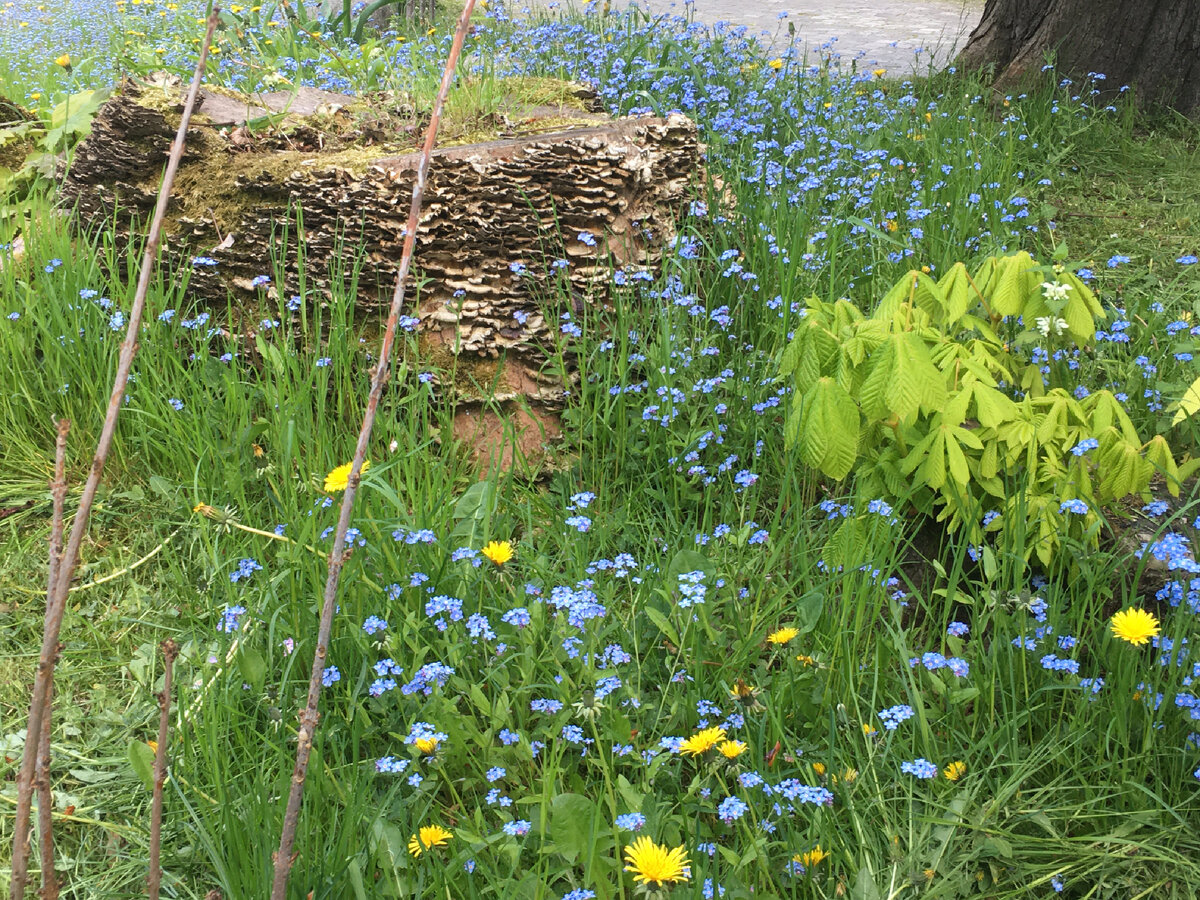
(61, 77, 702, 469)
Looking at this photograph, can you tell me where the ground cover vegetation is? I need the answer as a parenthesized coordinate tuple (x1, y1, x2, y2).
(2, 0, 1200, 897)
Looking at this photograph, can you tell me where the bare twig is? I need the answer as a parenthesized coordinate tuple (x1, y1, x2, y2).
(8, 15, 221, 899)
(34, 419, 70, 900)
(147, 639, 179, 900)
(268, 3, 477, 896)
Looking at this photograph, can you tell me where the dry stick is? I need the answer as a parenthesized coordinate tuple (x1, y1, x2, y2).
(34, 419, 70, 900)
(147, 639, 179, 900)
(268, 2, 477, 895)
(7, 15, 221, 899)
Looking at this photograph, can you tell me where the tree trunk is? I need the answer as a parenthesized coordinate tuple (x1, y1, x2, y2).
(61, 79, 702, 471)
(957, 0, 1200, 116)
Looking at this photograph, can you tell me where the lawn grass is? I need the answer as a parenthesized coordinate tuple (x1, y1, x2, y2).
(2, 2, 1200, 898)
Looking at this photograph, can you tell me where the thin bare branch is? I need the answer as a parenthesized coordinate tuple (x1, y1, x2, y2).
(268, 3, 478, 896)
(34, 419, 70, 900)
(8, 15, 221, 898)
(147, 639, 179, 900)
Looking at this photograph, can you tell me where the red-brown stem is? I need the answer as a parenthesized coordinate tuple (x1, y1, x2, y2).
(7, 16, 220, 899)
(268, 3, 477, 896)
(147, 639, 179, 900)
(34, 419, 70, 900)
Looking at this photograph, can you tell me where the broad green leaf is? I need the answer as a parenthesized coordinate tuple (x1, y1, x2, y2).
(1143, 435, 1180, 495)
(550, 793, 597, 864)
(942, 386, 972, 426)
(936, 261, 971, 323)
(450, 480, 496, 546)
(900, 331, 946, 415)
(44, 88, 106, 151)
(666, 549, 713, 585)
(972, 384, 1018, 428)
(851, 867, 883, 900)
(873, 270, 921, 322)
(1060, 290, 1097, 343)
(798, 377, 860, 480)
(1170, 375, 1200, 426)
(920, 429, 947, 489)
(909, 272, 946, 321)
(644, 605, 681, 648)
(857, 338, 895, 421)
(987, 254, 1027, 317)
(237, 645, 267, 692)
(793, 589, 825, 635)
(1088, 390, 1139, 442)
(886, 332, 929, 420)
(944, 427, 970, 486)
(1061, 270, 1104, 317)
(128, 740, 156, 792)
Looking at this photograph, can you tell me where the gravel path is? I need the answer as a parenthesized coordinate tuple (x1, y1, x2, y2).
(523, 0, 983, 72)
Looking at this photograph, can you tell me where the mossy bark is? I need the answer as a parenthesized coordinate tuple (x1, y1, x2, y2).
(63, 77, 703, 469)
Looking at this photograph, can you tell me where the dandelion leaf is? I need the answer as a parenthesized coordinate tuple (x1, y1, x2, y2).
(549, 793, 598, 864)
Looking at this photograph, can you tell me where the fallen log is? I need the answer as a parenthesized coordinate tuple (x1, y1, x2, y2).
(62, 76, 703, 469)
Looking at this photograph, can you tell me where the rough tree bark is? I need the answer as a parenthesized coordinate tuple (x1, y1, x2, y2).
(61, 79, 703, 469)
(957, 0, 1200, 116)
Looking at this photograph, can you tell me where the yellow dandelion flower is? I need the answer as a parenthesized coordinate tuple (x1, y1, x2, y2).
(793, 845, 829, 869)
(862, 722, 877, 736)
(767, 57, 783, 70)
(812, 762, 826, 776)
(323, 458, 370, 492)
(1110, 607, 1160, 645)
(408, 824, 453, 857)
(795, 654, 816, 666)
(872, 67, 887, 77)
(55, 53, 71, 67)
(717, 739, 747, 759)
(414, 735, 440, 755)
(147, 740, 158, 753)
(767, 626, 800, 645)
(730, 679, 757, 700)
(944, 760, 967, 781)
(678, 726, 726, 757)
(623, 835, 690, 885)
(833, 767, 858, 785)
(481, 540, 514, 566)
